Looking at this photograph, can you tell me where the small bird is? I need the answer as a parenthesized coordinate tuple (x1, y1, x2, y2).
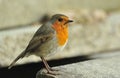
(8, 14, 73, 74)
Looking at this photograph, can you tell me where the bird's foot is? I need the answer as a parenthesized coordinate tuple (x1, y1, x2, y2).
(46, 68, 60, 75)
(50, 68, 59, 71)
(47, 70, 60, 75)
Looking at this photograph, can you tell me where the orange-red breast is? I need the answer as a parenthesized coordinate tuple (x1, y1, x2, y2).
(8, 14, 73, 74)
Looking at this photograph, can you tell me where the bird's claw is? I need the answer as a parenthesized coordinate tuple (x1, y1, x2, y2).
(47, 70, 60, 75)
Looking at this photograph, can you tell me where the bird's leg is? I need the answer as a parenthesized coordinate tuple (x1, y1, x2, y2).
(41, 57, 51, 70)
(40, 57, 58, 75)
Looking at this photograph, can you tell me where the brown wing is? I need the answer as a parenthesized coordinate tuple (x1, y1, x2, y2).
(25, 33, 54, 53)
(24, 22, 55, 53)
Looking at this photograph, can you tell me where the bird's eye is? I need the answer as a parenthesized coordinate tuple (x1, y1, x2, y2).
(58, 18, 63, 22)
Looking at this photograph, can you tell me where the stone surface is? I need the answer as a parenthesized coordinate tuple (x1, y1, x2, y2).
(1, 13, 120, 67)
(36, 52, 120, 78)
(0, 0, 120, 28)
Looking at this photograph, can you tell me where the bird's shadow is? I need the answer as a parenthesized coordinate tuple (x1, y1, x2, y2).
(0, 55, 91, 78)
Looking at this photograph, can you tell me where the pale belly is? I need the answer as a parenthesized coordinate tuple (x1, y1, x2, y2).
(34, 37, 68, 57)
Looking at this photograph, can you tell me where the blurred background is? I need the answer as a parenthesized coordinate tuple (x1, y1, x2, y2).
(0, 0, 120, 78)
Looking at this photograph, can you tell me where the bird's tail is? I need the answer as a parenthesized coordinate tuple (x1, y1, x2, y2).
(8, 51, 26, 69)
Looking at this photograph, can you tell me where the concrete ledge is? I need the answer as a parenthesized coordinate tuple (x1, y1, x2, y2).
(36, 52, 120, 78)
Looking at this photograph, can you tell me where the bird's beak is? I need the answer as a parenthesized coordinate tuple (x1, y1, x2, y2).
(64, 20, 73, 25)
(68, 20, 73, 23)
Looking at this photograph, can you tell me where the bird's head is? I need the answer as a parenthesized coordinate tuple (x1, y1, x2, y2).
(50, 14, 73, 46)
(50, 14, 73, 30)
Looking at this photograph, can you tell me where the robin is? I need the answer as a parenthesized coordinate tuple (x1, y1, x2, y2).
(8, 14, 73, 74)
